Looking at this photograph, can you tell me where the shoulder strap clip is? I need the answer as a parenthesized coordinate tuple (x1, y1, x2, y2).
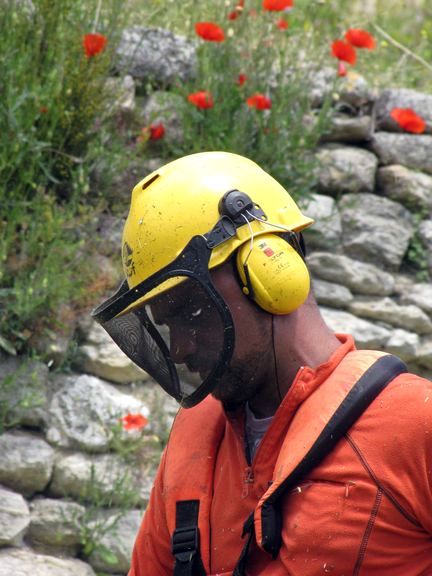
(172, 525, 200, 562)
(172, 500, 206, 576)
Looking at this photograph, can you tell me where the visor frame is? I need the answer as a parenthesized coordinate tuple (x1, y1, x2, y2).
(92, 235, 235, 407)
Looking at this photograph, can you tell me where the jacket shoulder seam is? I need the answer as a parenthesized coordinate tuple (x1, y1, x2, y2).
(345, 432, 421, 528)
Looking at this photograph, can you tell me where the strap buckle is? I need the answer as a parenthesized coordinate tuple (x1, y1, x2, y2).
(172, 526, 200, 562)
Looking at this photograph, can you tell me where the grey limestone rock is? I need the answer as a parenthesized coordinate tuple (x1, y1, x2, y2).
(377, 165, 432, 214)
(307, 252, 395, 296)
(320, 307, 390, 348)
(87, 509, 142, 573)
(337, 71, 375, 109)
(308, 66, 336, 108)
(0, 548, 96, 576)
(300, 194, 342, 252)
(46, 373, 150, 452)
(315, 144, 378, 196)
(399, 282, 432, 316)
(0, 432, 54, 497)
(312, 279, 353, 308)
(0, 486, 30, 547)
(49, 452, 154, 507)
(348, 297, 432, 334)
(417, 337, 432, 370)
(116, 26, 197, 85)
(309, 68, 373, 110)
(384, 329, 419, 363)
(105, 75, 136, 118)
(339, 193, 414, 270)
(375, 89, 432, 134)
(324, 114, 373, 144)
(28, 498, 85, 555)
(370, 133, 432, 175)
(393, 273, 415, 296)
(78, 322, 149, 384)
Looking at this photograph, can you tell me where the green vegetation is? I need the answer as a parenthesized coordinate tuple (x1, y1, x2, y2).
(0, 0, 125, 354)
(75, 465, 141, 567)
(0, 359, 45, 433)
(139, 0, 432, 90)
(1, 0, 431, 356)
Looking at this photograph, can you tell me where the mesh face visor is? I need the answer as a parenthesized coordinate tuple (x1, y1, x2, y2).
(91, 236, 235, 407)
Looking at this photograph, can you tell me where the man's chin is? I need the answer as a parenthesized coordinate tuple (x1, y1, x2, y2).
(211, 378, 250, 411)
(210, 359, 266, 410)
(211, 388, 244, 412)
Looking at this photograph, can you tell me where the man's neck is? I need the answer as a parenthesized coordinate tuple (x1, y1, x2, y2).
(249, 303, 341, 418)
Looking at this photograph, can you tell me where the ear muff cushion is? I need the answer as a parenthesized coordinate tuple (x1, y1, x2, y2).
(236, 233, 310, 314)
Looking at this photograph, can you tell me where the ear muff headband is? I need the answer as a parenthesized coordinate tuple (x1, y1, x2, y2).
(236, 233, 310, 315)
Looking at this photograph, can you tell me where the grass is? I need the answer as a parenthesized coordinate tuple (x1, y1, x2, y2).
(0, 0, 127, 354)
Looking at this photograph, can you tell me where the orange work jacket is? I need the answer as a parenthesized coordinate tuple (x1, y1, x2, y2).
(129, 335, 432, 575)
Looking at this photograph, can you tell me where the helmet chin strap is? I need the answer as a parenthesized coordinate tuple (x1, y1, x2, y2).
(271, 314, 283, 404)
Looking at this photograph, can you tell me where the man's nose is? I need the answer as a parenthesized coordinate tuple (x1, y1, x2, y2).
(170, 326, 197, 364)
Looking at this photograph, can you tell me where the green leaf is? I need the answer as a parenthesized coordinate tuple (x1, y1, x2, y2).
(0, 334, 17, 355)
(99, 546, 118, 566)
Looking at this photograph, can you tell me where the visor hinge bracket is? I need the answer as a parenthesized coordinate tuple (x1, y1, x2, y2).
(205, 216, 237, 249)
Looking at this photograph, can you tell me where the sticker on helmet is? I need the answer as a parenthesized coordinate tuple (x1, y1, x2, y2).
(123, 242, 136, 277)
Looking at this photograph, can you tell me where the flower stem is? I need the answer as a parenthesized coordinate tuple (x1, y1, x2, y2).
(93, 0, 103, 33)
(372, 23, 432, 75)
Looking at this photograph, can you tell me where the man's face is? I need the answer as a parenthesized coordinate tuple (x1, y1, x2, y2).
(149, 263, 273, 410)
(149, 276, 225, 384)
(209, 262, 273, 410)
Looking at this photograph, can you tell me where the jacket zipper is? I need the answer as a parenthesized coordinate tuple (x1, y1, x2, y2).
(241, 466, 255, 499)
(240, 367, 308, 499)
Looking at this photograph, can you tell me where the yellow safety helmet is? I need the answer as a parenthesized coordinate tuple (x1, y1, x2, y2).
(122, 151, 313, 314)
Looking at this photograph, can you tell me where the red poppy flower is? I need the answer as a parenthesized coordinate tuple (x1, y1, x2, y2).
(195, 22, 225, 42)
(150, 123, 165, 140)
(137, 123, 165, 143)
(331, 40, 356, 65)
(228, 10, 239, 20)
(39, 106, 48, 114)
(83, 33, 107, 58)
(276, 18, 289, 29)
(237, 73, 248, 86)
(246, 93, 272, 110)
(345, 28, 375, 50)
(390, 108, 426, 134)
(120, 413, 148, 431)
(187, 91, 214, 109)
(263, 0, 293, 11)
(337, 61, 347, 77)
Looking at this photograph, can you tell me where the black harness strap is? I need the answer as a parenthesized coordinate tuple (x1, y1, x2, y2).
(171, 355, 407, 575)
(172, 500, 206, 576)
(232, 512, 255, 576)
(232, 354, 407, 574)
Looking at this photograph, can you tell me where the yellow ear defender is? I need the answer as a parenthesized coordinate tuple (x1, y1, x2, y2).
(236, 233, 310, 315)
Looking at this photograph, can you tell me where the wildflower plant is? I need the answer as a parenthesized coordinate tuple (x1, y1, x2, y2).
(145, 1, 345, 203)
(0, 0, 125, 353)
(135, 0, 431, 202)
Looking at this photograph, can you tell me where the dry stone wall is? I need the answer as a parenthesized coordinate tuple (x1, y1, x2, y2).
(1, 26, 432, 576)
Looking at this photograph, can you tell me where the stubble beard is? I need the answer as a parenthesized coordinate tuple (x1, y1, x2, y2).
(211, 351, 270, 411)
